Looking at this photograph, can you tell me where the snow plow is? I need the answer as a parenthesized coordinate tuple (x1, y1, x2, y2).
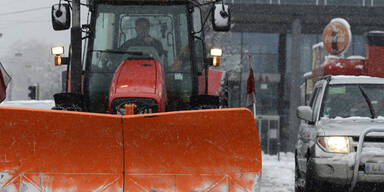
(0, 107, 260, 191)
(0, 0, 262, 191)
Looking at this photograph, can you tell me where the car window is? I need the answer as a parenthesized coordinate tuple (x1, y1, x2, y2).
(309, 87, 319, 108)
(311, 85, 323, 121)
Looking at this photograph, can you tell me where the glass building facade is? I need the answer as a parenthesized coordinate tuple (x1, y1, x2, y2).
(209, 0, 383, 151)
(218, 33, 366, 112)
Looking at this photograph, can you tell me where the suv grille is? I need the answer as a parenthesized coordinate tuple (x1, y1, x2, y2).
(352, 136, 384, 143)
(352, 136, 384, 153)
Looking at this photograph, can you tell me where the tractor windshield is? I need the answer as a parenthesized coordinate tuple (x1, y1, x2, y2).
(87, 4, 197, 113)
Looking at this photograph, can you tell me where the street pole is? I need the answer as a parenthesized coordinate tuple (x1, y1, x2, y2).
(288, 19, 302, 151)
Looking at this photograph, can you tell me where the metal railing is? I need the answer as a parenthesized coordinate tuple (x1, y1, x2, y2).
(350, 127, 384, 192)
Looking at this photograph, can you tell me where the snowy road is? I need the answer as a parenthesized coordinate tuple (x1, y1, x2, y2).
(0, 100, 296, 192)
(261, 153, 295, 192)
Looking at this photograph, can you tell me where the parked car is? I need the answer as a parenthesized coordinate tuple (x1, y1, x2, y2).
(295, 25, 384, 192)
(295, 75, 384, 192)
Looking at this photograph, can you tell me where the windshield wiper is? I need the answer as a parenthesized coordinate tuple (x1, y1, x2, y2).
(358, 85, 376, 119)
(91, 49, 144, 55)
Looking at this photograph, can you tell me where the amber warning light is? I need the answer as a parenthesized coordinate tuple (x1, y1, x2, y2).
(210, 48, 222, 67)
(51, 46, 68, 66)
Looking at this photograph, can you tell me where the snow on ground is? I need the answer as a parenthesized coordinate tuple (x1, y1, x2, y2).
(0, 100, 296, 192)
(261, 152, 295, 192)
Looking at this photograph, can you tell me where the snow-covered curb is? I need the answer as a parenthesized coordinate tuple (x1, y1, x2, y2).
(0, 100, 54, 109)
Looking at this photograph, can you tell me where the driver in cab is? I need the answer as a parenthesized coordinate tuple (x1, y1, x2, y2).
(100, 18, 166, 70)
(119, 18, 166, 56)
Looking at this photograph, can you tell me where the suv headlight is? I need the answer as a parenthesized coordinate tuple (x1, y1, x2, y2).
(317, 136, 350, 153)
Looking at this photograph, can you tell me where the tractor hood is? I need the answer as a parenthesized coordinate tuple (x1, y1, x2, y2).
(108, 59, 166, 113)
(112, 59, 158, 95)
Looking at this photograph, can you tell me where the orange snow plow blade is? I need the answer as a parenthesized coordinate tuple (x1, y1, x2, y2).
(0, 107, 261, 191)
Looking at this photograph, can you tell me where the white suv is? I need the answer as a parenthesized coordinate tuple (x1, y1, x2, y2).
(295, 75, 384, 192)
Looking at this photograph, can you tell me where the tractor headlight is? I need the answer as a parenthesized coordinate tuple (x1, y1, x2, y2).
(317, 136, 350, 153)
(210, 48, 223, 57)
(51, 46, 64, 55)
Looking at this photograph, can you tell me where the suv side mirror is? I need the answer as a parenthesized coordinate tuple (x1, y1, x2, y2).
(51, 4, 71, 31)
(297, 106, 313, 122)
(212, 3, 231, 31)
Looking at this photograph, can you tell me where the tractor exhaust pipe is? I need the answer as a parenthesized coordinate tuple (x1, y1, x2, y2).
(70, 0, 82, 94)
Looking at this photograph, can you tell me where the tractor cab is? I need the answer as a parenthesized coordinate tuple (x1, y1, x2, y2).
(51, 0, 230, 113)
(88, 3, 199, 113)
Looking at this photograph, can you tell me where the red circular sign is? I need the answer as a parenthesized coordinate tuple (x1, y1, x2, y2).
(322, 18, 352, 55)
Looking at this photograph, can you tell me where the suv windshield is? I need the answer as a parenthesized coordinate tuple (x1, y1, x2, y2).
(322, 84, 384, 118)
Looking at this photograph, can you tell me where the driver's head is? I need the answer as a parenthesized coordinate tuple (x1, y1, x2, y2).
(135, 18, 150, 38)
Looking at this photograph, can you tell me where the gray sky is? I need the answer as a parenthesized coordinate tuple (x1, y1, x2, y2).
(0, 0, 88, 58)
(0, 0, 89, 100)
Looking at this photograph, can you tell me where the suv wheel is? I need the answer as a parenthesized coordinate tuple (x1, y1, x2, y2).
(303, 157, 320, 192)
(295, 155, 304, 192)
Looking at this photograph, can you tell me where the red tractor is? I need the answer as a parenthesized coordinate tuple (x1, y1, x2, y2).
(51, 0, 231, 114)
(0, 1, 262, 191)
